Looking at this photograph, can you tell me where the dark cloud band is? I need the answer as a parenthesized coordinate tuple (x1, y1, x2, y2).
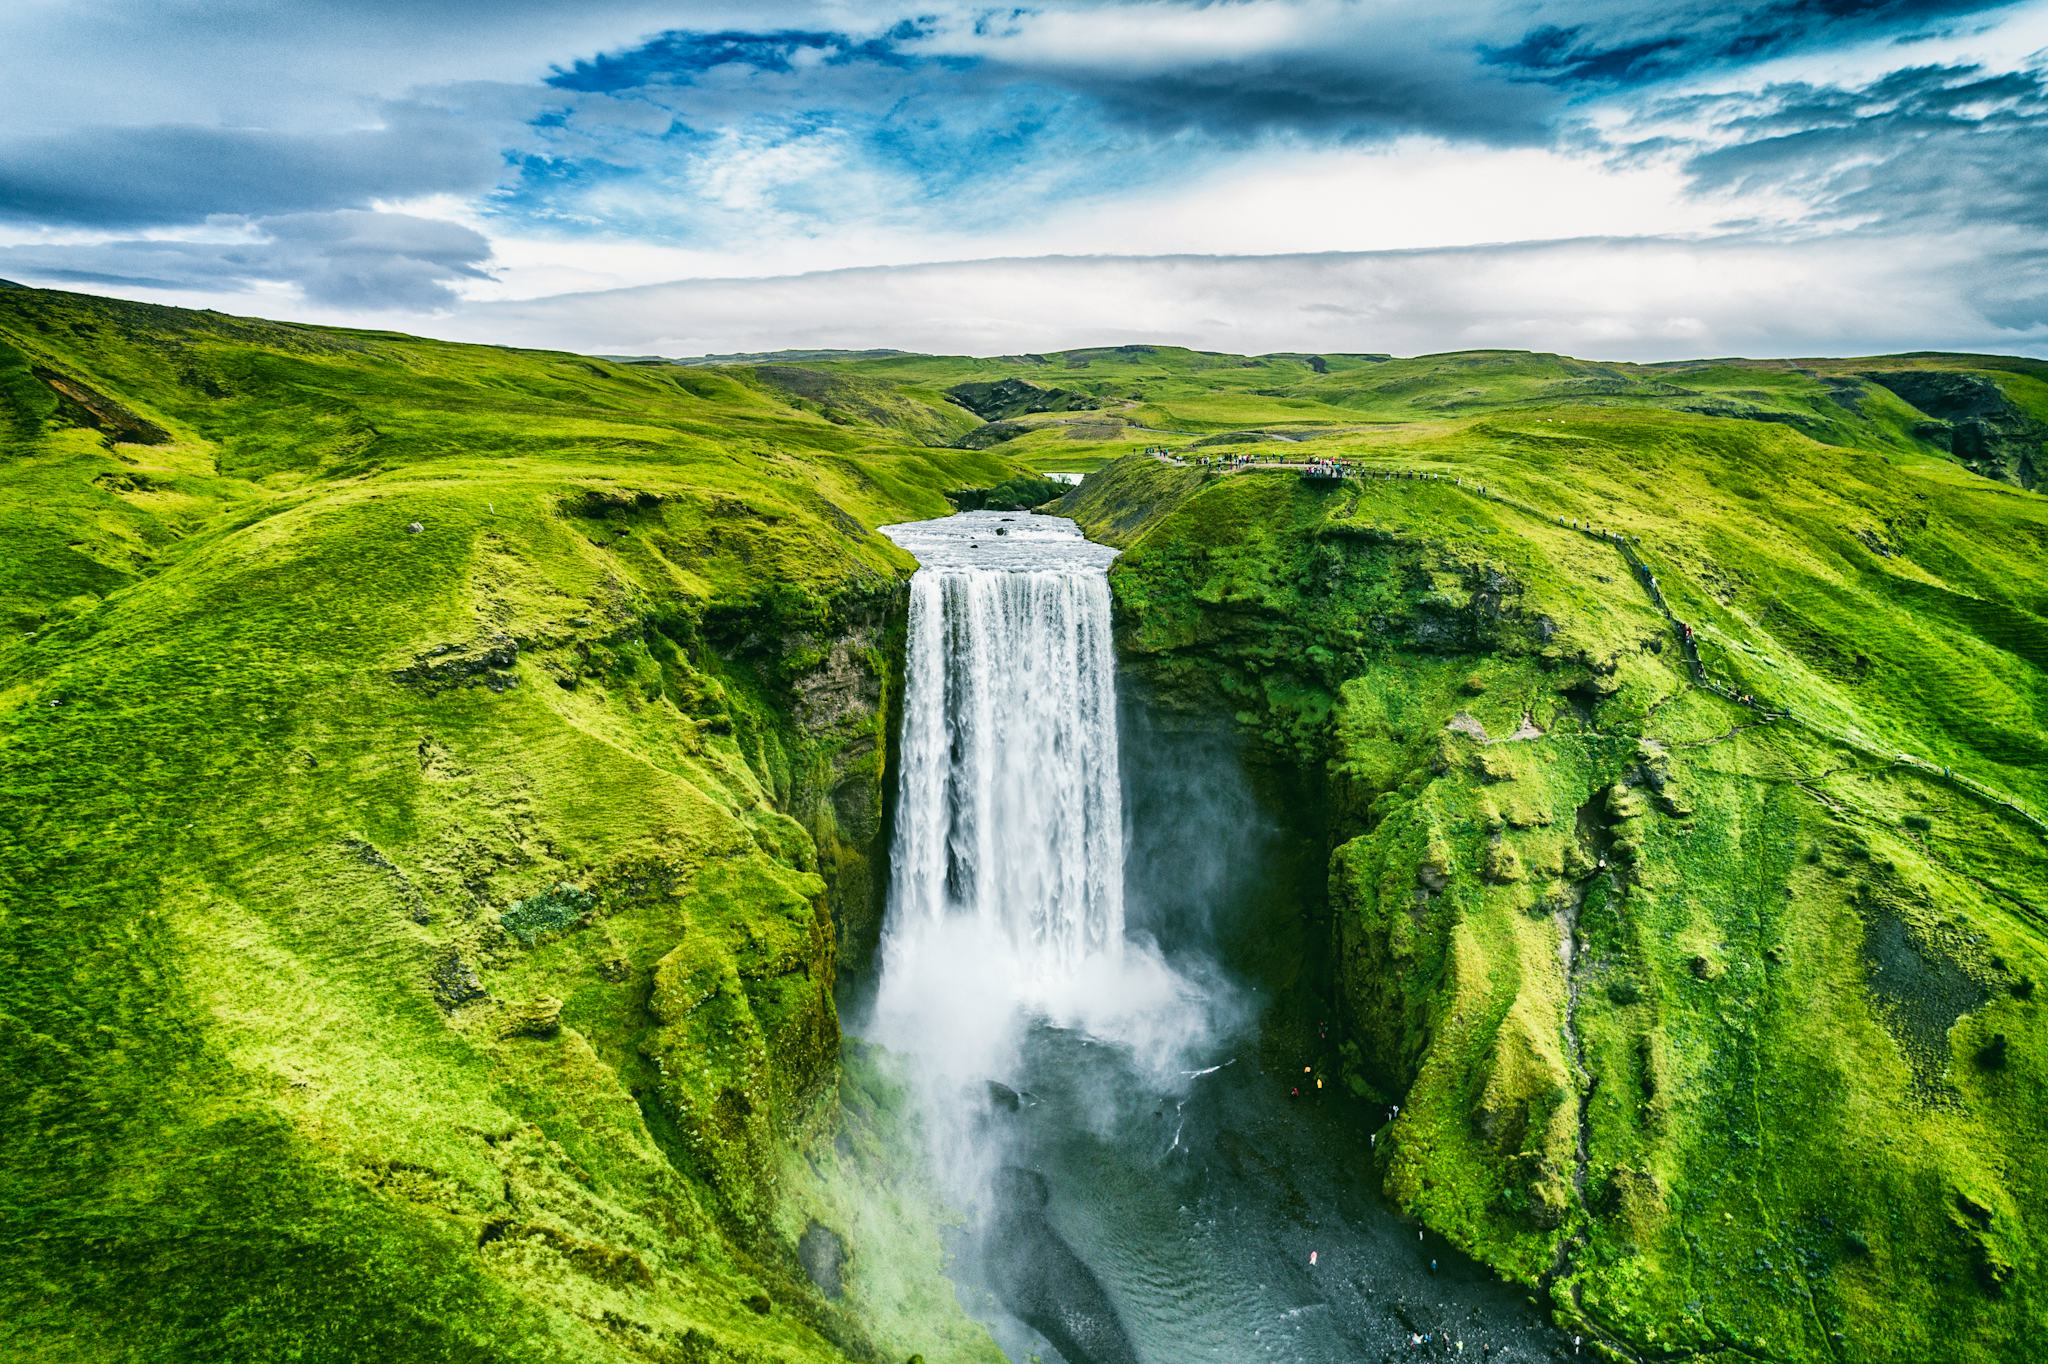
(0, 210, 494, 310)
(0, 105, 500, 229)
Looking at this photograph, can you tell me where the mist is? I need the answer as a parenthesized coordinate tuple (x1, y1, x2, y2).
(851, 510, 1561, 1363)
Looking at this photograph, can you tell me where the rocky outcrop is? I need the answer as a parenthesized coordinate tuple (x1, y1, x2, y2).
(1865, 369, 2044, 488)
(782, 583, 905, 980)
(946, 377, 1095, 421)
(32, 364, 171, 444)
(983, 1168, 1139, 1364)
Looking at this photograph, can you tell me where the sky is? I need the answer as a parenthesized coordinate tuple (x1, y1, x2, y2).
(3, 0, 2047, 359)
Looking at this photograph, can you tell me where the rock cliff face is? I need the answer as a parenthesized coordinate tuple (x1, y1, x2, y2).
(772, 582, 907, 984)
(945, 375, 1095, 421)
(1066, 453, 2048, 1364)
(1864, 369, 2045, 489)
(0, 285, 1009, 1364)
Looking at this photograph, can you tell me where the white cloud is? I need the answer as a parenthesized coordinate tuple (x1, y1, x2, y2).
(435, 137, 1804, 305)
(913, 0, 1392, 70)
(1673, 0, 2048, 97)
(417, 234, 2041, 361)
(8, 0, 2045, 355)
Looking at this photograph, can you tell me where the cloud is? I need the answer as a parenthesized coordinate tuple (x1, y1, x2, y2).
(1483, 0, 2022, 87)
(545, 25, 927, 93)
(0, 105, 503, 229)
(4, 0, 2046, 355)
(0, 210, 494, 310)
(487, 0, 2042, 255)
(1674, 61, 2048, 231)
(0, 1, 751, 129)
(432, 235, 2045, 361)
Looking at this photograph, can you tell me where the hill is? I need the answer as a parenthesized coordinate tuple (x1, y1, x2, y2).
(0, 286, 1012, 1363)
(1060, 400, 2047, 1362)
(2, 282, 2044, 1363)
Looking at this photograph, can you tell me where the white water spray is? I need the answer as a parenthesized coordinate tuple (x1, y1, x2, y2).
(870, 512, 1207, 1182)
(890, 526, 1125, 972)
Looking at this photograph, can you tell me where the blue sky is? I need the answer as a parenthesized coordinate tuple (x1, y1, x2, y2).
(2, 0, 2046, 357)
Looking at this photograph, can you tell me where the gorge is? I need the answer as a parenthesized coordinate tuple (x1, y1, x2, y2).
(866, 509, 1567, 1361)
(2, 285, 2044, 1364)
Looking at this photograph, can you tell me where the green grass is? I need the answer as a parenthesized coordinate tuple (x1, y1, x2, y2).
(3, 283, 2045, 1362)
(1065, 429, 2048, 1363)
(0, 287, 1010, 1363)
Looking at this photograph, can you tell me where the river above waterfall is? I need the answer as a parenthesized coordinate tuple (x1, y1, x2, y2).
(866, 510, 1569, 1364)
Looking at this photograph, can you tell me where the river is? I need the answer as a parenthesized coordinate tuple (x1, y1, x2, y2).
(864, 509, 1571, 1364)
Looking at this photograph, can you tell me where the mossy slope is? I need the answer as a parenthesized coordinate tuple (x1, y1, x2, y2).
(1065, 430, 2047, 1362)
(0, 287, 1009, 1363)
(6, 285, 2046, 1364)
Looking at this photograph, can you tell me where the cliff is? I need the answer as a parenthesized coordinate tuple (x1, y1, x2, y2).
(0, 287, 1005, 1363)
(1066, 437, 2047, 1363)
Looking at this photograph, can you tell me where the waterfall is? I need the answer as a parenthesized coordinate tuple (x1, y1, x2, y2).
(869, 510, 1205, 1215)
(869, 511, 1159, 1082)
(860, 514, 1562, 1364)
(891, 562, 1125, 971)
(880, 511, 1127, 983)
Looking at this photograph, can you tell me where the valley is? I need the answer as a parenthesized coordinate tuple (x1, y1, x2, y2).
(1, 284, 2044, 1363)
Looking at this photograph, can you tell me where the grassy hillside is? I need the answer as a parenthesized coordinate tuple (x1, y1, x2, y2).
(0, 287, 1012, 1363)
(1063, 420, 2047, 1360)
(4, 283, 2044, 1363)
(701, 343, 2047, 493)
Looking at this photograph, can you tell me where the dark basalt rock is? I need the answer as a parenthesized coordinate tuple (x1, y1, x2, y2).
(1865, 369, 2044, 488)
(797, 1219, 846, 1298)
(429, 953, 487, 1008)
(946, 377, 1094, 421)
(984, 1167, 1139, 1364)
(32, 365, 170, 445)
(392, 634, 519, 694)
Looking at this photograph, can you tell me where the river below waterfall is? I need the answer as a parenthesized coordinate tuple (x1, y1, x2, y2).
(865, 510, 1571, 1364)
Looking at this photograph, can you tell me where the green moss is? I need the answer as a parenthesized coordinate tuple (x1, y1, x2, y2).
(0, 286, 1011, 1363)
(1069, 441, 2048, 1363)
(5, 283, 2046, 1363)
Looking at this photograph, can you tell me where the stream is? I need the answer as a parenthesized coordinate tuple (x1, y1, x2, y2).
(863, 510, 1572, 1364)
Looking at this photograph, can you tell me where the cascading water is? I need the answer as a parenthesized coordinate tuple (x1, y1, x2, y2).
(865, 509, 1565, 1364)
(870, 507, 1180, 1364)
(870, 512, 1199, 1116)
(887, 516, 1125, 975)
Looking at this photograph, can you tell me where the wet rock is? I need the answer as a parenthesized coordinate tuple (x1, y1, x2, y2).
(1447, 711, 1490, 742)
(984, 1166, 1138, 1364)
(793, 636, 873, 730)
(798, 1220, 845, 1298)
